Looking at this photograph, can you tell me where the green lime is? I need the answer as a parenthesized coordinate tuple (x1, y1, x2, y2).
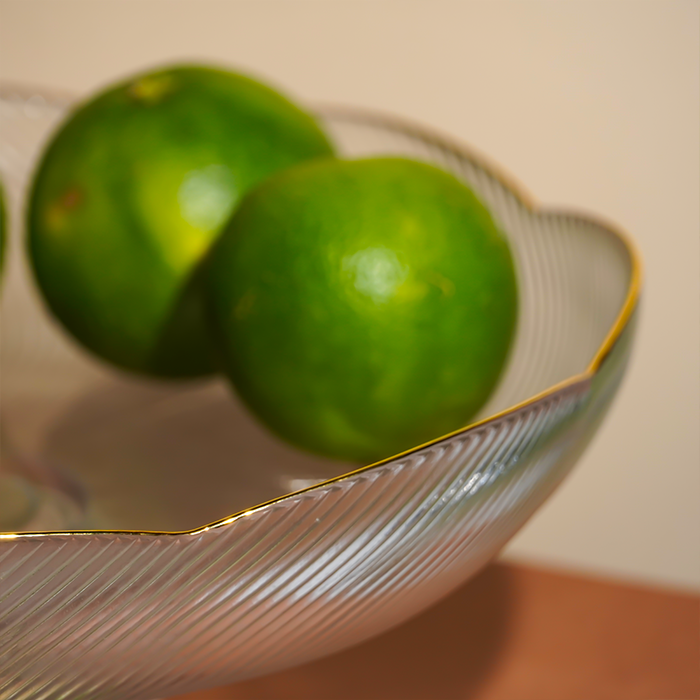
(205, 157, 518, 463)
(28, 65, 334, 377)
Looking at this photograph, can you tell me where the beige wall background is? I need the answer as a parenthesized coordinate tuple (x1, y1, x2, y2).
(1, 0, 698, 591)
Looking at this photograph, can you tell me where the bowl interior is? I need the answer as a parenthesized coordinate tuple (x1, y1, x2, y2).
(0, 90, 632, 532)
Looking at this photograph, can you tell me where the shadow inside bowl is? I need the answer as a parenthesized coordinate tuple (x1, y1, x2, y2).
(41, 378, 359, 532)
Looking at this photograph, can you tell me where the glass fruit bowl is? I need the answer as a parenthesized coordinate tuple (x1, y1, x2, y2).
(0, 85, 640, 700)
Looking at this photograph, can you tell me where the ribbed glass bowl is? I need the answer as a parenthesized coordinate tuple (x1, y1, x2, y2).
(0, 86, 640, 700)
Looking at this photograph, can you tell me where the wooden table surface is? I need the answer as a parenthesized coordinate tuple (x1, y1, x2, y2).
(170, 562, 699, 700)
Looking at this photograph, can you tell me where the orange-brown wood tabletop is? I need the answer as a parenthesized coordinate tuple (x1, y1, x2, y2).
(169, 562, 700, 700)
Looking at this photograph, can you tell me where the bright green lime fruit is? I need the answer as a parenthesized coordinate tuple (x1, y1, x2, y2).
(205, 157, 518, 463)
(28, 65, 334, 377)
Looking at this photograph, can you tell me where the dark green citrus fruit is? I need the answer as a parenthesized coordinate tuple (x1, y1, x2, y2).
(205, 157, 518, 463)
(28, 65, 334, 377)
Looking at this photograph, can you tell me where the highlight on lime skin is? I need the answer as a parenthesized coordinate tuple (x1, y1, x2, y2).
(342, 246, 410, 305)
(178, 164, 238, 232)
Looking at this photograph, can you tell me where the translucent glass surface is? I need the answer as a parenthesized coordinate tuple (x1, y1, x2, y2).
(0, 87, 640, 699)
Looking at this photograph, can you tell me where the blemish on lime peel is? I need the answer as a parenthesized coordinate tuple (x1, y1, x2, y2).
(46, 187, 83, 231)
(128, 74, 176, 104)
(426, 270, 456, 297)
(234, 289, 257, 321)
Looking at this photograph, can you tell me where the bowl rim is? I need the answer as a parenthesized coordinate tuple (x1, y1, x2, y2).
(0, 87, 643, 541)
